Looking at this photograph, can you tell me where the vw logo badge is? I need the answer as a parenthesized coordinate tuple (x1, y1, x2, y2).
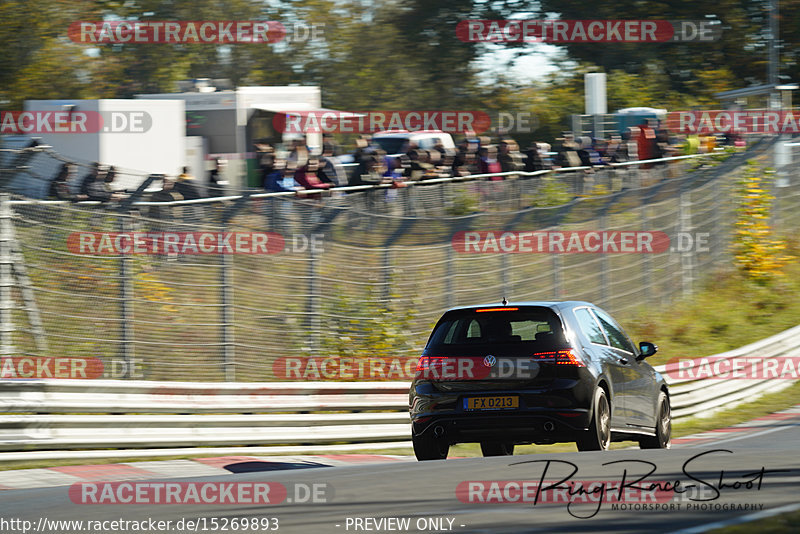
(483, 355, 496, 367)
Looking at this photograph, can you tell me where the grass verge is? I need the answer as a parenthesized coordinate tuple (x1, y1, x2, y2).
(708, 509, 800, 533)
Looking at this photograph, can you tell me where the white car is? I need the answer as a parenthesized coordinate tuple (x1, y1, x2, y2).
(371, 130, 456, 155)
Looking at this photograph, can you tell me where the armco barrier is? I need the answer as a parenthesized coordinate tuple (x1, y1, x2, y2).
(0, 324, 797, 459)
(0, 381, 411, 454)
(652, 324, 800, 419)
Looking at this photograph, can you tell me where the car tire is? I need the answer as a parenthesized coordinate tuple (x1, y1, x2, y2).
(577, 388, 611, 451)
(639, 391, 671, 449)
(480, 442, 515, 456)
(413, 432, 449, 461)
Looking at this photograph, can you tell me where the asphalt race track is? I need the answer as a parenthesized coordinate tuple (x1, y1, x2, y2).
(1, 407, 799, 534)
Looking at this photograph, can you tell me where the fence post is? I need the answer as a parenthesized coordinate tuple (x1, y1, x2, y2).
(598, 215, 610, 307)
(445, 244, 454, 308)
(118, 215, 133, 376)
(220, 220, 235, 381)
(679, 190, 694, 297)
(552, 253, 562, 299)
(382, 247, 392, 304)
(307, 239, 320, 353)
(501, 253, 511, 299)
(640, 202, 654, 301)
(711, 171, 731, 272)
(0, 195, 15, 356)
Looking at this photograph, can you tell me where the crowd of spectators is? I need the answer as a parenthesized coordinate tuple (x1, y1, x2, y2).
(260, 120, 695, 195)
(49, 161, 125, 202)
(47, 118, 723, 202)
(47, 159, 228, 203)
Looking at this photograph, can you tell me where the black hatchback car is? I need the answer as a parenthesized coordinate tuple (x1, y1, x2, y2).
(409, 301, 670, 460)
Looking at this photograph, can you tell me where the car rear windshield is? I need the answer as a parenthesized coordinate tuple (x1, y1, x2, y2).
(426, 307, 567, 350)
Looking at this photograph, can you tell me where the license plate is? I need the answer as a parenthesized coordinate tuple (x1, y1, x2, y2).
(464, 396, 519, 411)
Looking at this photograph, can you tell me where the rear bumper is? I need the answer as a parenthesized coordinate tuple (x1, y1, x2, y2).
(409, 379, 593, 444)
(412, 411, 589, 444)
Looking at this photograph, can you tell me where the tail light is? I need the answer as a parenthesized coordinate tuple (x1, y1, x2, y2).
(415, 356, 447, 372)
(531, 349, 585, 367)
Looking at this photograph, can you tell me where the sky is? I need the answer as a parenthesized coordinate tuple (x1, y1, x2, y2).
(477, 42, 565, 83)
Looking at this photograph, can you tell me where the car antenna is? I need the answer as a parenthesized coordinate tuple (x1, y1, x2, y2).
(502, 297, 508, 306)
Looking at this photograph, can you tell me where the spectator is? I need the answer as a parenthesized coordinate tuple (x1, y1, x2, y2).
(174, 166, 203, 200)
(425, 149, 441, 175)
(478, 145, 502, 180)
(48, 163, 74, 200)
(260, 150, 277, 188)
(523, 142, 544, 172)
(498, 139, 523, 173)
(350, 136, 373, 186)
(580, 137, 604, 166)
(105, 165, 118, 185)
(322, 132, 340, 155)
(605, 134, 628, 163)
(404, 149, 433, 181)
(683, 134, 701, 155)
(152, 178, 180, 201)
(359, 153, 389, 186)
(654, 124, 674, 159)
(353, 135, 370, 161)
(287, 138, 309, 169)
(78, 162, 102, 197)
(318, 143, 347, 186)
(383, 154, 404, 180)
(85, 166, 118, 202)
(436, 149, 456, 178)
(208, 158, 227, 197)
(258, 145, 276, 185)
(636, 120, 657, 167)
(264, 157, 299, 192)
(554, 133, 584, 169)
(452, 138, 479, 177)
(432, 140, 448, 161)
(452, 138, 468, 169)
(294, 158, 333, 192)
(147, 178, 182, 222)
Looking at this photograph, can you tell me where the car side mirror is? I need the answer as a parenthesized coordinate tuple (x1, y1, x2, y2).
(637, 341, 658, 360)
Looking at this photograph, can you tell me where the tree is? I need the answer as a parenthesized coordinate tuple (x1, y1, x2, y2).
(534, 1, 782, 93)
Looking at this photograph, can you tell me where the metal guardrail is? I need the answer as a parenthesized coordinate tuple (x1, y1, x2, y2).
(0, 324, 797, 459)
(652, 324, 800, 419)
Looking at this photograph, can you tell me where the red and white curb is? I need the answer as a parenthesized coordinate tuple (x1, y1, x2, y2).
(0, 454, 410, 491)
